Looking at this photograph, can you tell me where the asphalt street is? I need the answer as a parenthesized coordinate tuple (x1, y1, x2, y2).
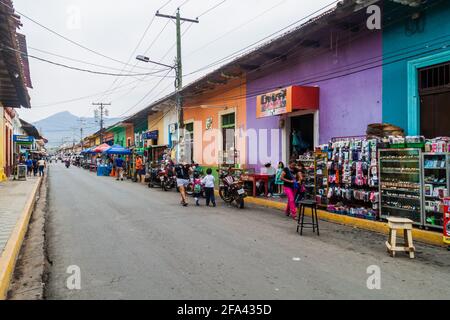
(46, 163, 450, 300)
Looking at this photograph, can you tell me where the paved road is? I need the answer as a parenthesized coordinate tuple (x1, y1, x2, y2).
(46, 163, 450, 300)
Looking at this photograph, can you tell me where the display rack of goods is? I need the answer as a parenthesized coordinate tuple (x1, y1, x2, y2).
(422, 153, 450, 229)
(379, 149, 423, 225)
(314, 152, 328, 207)
(298, 154, 315, 199)
(325, 137, 380, 221)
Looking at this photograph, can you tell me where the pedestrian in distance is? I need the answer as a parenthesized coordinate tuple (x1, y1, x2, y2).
(174, 162, 192, 207)
(115, 155, 125, 181)
(280, 160, 301, 220)
(37, 157, 46, 177)
(202, 168, 216, 207)
(193, 169, 202, 206)
(32, 157, 38, 176)
(135, 155, 144, 183)
(26, 156, 33, 176)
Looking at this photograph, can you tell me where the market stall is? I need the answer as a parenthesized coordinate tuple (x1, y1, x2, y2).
(294, 126, 449, 232)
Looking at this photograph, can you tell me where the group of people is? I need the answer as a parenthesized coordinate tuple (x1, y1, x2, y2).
(24, 156, 46, 177)
(256, 160, 306, 219)
(173, 163, 216, 208)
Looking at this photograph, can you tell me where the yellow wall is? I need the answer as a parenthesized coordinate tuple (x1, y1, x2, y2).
(183, 77, 247, 166)
(148, 112, 165, 145)
(0, 106, 5, 181)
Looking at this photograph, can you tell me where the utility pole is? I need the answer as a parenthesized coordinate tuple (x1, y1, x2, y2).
(77, 118, 86, 150)
(156, 9, 199, 162)
(92, 103, 111, 144)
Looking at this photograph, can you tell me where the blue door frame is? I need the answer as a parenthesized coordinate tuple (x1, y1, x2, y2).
(407, 49, 450, 135)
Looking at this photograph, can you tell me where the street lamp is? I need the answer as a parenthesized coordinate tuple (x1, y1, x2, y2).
(135, 55, 174, 69)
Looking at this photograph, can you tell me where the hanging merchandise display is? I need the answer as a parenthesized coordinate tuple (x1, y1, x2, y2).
(314, 151, 328, 207)
(322, 137, 380, 221)
(422, 152, 449, 229)
(443, 198, 450, 245)
(297, 154, 315, 199)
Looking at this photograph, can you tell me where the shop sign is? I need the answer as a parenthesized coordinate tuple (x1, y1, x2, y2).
(142, 130, 159, 140)
(169, 123, 177, 134)
(257, 88, 288, 118)
(13, 135, 34, 144)
(256, 86, 319, 118)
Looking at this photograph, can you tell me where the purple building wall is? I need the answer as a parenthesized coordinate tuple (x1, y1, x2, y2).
(246, 30, 382, 168)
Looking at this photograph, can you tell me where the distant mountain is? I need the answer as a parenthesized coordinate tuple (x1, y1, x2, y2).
(33, 111, 122, 148)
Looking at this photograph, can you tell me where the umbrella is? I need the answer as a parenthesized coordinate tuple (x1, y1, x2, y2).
(103, 144, 132, 155)
(91, 143, 112, 153)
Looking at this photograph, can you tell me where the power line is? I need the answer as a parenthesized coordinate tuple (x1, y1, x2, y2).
(0, 0, 156, 70)
(185, 0, 287, 59)
(196, 0, 228, 18)
(2, 45, 173, 77)
(185, 0, 340, 76)
(28, 46, 162, 74)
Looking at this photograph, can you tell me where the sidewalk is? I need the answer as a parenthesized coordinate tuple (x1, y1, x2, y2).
(0, 175, 42, 299)
(244, 195, 446, 247)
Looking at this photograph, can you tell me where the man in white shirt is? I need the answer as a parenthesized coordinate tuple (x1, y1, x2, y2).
(37, 158, 46, 177)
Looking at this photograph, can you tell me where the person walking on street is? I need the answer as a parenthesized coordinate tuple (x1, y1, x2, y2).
(280, 160, 301, 219)
(135, 155, 144, 183)
(202, 168, 216, 207)
(37, 157, 46, 177)
(115, 155, 125, 181)
(26, 156, 33, 176)
(174, 163, 192, 207)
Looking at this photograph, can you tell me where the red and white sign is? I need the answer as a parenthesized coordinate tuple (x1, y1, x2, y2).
(444, 198, 450, 245)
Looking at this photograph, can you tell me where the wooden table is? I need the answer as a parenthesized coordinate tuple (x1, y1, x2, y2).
(240, 174, 273, 197)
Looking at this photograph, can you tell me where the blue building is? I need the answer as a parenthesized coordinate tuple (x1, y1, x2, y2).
(382, 0, 450, 137)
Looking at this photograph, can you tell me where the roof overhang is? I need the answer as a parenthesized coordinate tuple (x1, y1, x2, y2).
(0, 0, 31, 108)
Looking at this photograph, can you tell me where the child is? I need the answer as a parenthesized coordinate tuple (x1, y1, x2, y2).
(193, 170, 203, 206)
(202, 168, 216, 207)
(275, 162, 285, 195)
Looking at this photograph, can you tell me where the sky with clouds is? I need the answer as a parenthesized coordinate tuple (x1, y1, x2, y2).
(15, 0, 335, 123)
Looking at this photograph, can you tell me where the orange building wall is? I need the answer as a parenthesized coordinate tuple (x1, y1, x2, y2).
(183, 77, 246, 166)
(126, 125, 134, 147)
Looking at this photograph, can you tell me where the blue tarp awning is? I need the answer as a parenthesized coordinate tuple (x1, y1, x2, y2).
(81, 147, 94, 154)
(103, 145, 131, 155)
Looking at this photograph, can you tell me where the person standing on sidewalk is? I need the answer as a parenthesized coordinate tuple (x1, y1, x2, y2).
(202, 168, 216, 207)
(26, 156, 33, 176)
(115, 155, 125, 181)
(280, 160, 301, 219)
(135, 155, 144, 183)
(37, 157, 46, 177)
(174, 163, 192, 207)
(32, 157, 38, 176)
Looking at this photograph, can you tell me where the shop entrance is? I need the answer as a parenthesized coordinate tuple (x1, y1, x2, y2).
(289, 113, 314, 158)
(419, 62, 450, 137)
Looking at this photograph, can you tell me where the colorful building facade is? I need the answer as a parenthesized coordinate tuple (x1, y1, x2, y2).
(382, 0, 450, 137)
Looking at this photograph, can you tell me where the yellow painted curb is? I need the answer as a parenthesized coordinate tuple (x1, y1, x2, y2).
(245, 196, 445, 248)
(0, 177, 42, 300)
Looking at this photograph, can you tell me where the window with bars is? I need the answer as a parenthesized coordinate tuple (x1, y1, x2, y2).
(419, 62, 450, 92)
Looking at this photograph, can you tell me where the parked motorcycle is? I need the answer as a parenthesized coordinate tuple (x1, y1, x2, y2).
(65, 160, 70, 168)
(161, 167, 177, 191)
(218, 168, 246, 209)
(148, 161, 176, 191)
